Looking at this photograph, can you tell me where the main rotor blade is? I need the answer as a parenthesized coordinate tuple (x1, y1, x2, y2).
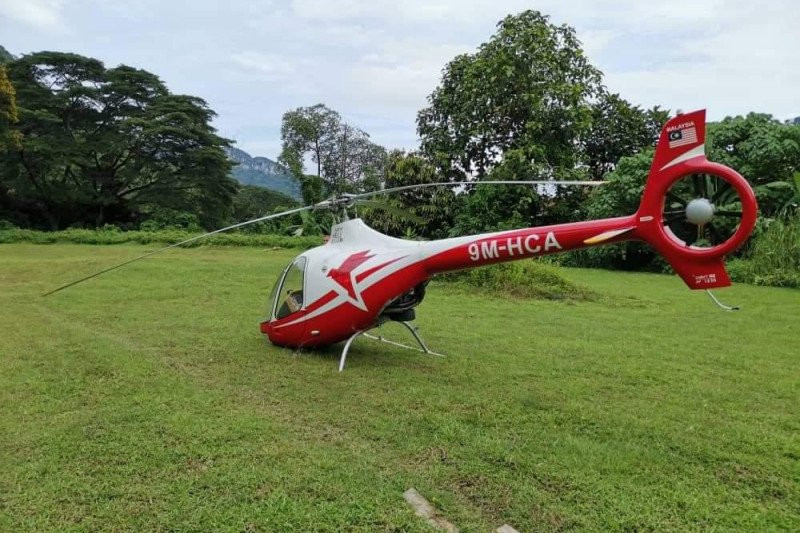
(42, 205, 315, 296)
(354, 199, 426, 224)
(352, 180, 605, 200)
(42, 180, 603, 296)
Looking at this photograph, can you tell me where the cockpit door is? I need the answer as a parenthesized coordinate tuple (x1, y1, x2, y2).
(268, 256, 307, 322)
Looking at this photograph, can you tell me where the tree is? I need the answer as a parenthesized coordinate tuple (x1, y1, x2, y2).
(0, 64, 19, 224)
(0, 52, 235, 229)
(278, 103, 340, 181)
(582, 93, 668, 181)
(324, 123, 387, 192)
(279, 103, 388, 196)
(0, 64, 17, 144)
(362, 150, 455, 239)
(707, 114, 800, 218)
(417, 10, 603, 180)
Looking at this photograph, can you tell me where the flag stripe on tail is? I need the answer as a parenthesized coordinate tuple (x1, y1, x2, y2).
(668, 126, 698, 148)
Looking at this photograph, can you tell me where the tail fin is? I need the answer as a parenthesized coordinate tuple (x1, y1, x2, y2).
(634, 110, 757, 290)
(649, 110, 707, 173)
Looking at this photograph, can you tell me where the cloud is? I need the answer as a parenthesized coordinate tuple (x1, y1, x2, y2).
(344, 40, 471, 110)
(0, 0, 65, 31)
(600, 1, 800, 119)
(230, 51, 297, 80)
(1, 0, 797, 159)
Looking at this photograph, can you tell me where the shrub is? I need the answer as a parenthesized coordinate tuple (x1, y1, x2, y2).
(728, 215, 800, 288)
(139, 208, 203, 232)
(439, 260, 597, 301)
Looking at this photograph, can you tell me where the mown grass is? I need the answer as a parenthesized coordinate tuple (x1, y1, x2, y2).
(0, 244, 798, 531)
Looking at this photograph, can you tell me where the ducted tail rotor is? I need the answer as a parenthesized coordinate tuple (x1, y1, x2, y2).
(662, 171, 747, 249)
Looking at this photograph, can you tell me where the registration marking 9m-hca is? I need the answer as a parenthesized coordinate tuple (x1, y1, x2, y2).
(468, 232, 562, 262)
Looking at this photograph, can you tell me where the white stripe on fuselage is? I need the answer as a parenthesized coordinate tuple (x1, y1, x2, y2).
(274, 249, 421, 329)
(274, 229, 519, 330)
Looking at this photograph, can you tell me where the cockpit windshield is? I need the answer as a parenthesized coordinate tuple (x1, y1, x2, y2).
(268, 257, 307, 321)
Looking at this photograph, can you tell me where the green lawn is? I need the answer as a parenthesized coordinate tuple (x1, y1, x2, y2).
(1, 244, 798, 531)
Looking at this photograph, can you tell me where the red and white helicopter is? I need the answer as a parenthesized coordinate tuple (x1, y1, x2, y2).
(48, 110, 757, 370)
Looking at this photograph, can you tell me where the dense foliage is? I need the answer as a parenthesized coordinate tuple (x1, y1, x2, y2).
(582, 94, 669, 181)
(728, 214, 800, 288)
(708, 114, 800, 218)
(0, 52, 236, 230)
(360, 150, 456, 239)
(0, 63, 17, 147)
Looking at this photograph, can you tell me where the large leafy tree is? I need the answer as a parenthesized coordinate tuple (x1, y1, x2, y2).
(0, 52, 235, 229)
(278, 103, 340, 182)
(327, 124, 388, 193)
(417, 10, 603, 180)
(582, 93, 669, 181)
(279, 103, 387, 197)
(707, 113, 800, 217)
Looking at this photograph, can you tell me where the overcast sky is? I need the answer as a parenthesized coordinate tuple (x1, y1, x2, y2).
(1, 0, 798, 160)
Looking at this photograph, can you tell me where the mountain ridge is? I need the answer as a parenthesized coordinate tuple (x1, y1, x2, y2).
(225, 146, 302, 200)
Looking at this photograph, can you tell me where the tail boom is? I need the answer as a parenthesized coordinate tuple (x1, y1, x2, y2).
(421, 215, 637, 274)
(421, 109, 757, 290)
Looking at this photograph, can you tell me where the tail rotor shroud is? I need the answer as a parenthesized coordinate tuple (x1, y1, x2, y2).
(633, 110, 757, 290)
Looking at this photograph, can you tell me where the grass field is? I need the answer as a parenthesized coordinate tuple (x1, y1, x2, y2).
(1, 244, 798, 531)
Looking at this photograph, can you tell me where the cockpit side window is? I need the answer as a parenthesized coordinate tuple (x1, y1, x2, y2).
(274, 257, 307, 320)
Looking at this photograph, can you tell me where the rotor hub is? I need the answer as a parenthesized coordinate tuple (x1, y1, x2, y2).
(685, 198, 715, 225)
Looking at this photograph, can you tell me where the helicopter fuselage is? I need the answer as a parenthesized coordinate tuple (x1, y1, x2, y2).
(260, 110, 758, 349)
(261, 215, 639, 347)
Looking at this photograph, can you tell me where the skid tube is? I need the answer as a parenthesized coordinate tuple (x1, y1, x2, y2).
(338, 321, 443, 372)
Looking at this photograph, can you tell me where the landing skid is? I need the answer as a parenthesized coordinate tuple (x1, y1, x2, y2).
(338, 321, 444, 372)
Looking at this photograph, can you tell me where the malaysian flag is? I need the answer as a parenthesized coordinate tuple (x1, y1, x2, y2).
(668, 126, 698, 148)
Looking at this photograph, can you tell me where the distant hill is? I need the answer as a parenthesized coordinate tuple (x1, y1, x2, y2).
(225, 147, 302, 200)
(0, 45, 14, 63)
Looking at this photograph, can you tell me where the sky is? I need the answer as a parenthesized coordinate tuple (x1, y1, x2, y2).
(1, 0, 798, 161)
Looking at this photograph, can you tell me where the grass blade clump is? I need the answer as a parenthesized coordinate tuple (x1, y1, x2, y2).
(439, 260, 598, 301)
